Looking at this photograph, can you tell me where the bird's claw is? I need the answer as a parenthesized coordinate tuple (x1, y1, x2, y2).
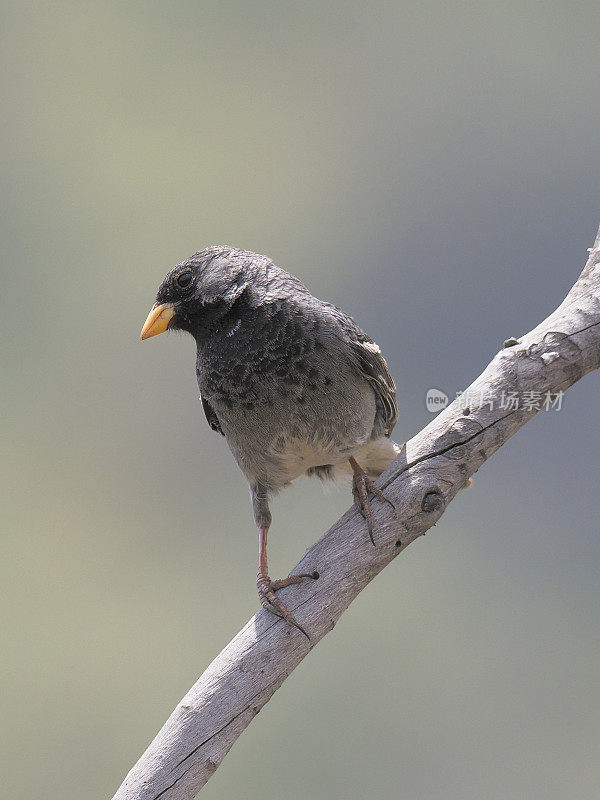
(351, 464, 396, 545)
(256, 572, 317, 639)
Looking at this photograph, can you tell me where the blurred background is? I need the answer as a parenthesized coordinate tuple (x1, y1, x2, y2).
(2, 2, 599, 798)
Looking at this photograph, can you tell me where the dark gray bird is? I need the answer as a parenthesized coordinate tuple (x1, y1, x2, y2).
(140, 247, 399, 631)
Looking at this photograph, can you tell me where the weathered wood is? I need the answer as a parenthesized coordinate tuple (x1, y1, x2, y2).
(113, 225, 600, 800)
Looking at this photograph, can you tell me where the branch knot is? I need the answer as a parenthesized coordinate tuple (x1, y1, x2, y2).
(421, 490, 445, 513)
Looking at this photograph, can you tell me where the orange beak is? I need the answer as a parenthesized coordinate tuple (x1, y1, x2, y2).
(139, 302, 176, 340)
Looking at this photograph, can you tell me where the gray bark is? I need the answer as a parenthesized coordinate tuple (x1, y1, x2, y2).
(113, 225, 600, 800)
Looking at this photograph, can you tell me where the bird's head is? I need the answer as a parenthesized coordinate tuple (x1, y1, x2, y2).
(139, 247, 252, 341)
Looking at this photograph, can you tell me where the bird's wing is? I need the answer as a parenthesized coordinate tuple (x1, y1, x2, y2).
(328, 305, 398, 436)
(201, 396, 225, 436)
(348, 338, 398, 436)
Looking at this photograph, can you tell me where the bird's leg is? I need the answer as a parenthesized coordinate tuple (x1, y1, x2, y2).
(252, 487, 317, 635)
(256, 527, 317, 637)
(349, 455, 395, 545)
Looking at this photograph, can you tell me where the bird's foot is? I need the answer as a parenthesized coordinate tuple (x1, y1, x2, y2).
(256, 571, 318, 638)
(350, 459, 396, 545)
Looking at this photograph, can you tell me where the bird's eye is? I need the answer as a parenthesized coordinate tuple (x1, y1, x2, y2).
(176, 271, 193, 289)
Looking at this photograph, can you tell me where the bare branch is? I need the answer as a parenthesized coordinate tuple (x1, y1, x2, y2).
(113, 226, 600, 800)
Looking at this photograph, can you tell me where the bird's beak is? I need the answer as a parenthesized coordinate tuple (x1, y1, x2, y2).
(139, 302, 176, 340)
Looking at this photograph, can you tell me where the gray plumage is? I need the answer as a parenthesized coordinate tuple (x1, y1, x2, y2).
(141, 246, 401, 626)
(149, 246, 400, 530)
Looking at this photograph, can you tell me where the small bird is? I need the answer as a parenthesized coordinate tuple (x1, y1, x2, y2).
(140, 247, 399, 631)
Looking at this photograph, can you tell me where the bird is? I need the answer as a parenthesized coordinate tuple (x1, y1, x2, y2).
(140, 247, 399, 632)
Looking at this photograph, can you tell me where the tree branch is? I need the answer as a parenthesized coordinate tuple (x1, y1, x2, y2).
(113, 224, 600, 800)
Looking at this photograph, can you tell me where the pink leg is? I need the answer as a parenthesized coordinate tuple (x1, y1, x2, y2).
(349, 455, 395, 545)
(256, 526, 318, 637)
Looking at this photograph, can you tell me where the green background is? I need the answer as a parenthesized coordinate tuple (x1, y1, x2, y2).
(2, 2, 599, 798)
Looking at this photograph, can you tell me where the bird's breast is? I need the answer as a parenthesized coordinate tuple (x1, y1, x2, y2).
(194, 301, 380, 487)
(200, 367, 377, 489)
